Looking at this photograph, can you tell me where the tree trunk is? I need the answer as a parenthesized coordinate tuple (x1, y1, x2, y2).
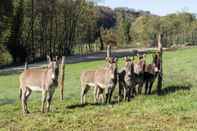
(107, 45, 111, 58)
(99, 29, 104, 50)
(31, 0, 34, 61)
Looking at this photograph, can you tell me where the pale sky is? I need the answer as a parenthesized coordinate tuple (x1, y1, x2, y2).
(98, 0, 197, 16)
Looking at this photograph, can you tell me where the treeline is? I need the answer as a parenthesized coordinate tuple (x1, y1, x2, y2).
(0, 0, 100, 65)
(1, 0, 197, 65)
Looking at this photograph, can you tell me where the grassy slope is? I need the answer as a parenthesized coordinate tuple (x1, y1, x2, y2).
(0, 48, 197, 130)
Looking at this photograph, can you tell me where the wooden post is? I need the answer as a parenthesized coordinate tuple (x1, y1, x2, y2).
(107, 45, 111, 58)
(157, 34, 163, 95)
(59, 56, 65, 101)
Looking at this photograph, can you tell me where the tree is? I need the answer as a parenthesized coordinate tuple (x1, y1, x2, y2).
(0, 0, 13, 65)
(131, 15, 160, 47)
(96, 6, 116, 50)
(6, 0, 26, 63)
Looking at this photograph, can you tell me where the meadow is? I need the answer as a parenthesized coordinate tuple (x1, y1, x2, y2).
(0, 48, 197, 130)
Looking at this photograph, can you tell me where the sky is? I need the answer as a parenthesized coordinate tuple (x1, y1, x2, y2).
(98, 0, 197, 16)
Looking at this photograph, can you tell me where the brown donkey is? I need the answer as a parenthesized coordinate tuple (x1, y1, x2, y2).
(133, 54, 146, 95)
(19, 56, 60, 114)
(80, 57, 118, 104)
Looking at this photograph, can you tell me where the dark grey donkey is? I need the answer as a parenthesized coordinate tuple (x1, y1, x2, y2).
(19, 56, 60, 114)
(144, 53, 161, 95)
(118, 56, 135, 102)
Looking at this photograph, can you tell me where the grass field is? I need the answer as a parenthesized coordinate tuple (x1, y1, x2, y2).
(1, 48, 197, 130)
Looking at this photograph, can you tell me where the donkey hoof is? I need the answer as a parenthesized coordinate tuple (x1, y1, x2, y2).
(22, 111, 30, 115)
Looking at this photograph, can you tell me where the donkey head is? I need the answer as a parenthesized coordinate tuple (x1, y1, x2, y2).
(134, 54, 146, 75)
(152, 53, 160, 73)
(124, 56, 134, 86)
(47, 56, 60, 81)
(106, 57, 118, 81)
(124, 56, 134, 79)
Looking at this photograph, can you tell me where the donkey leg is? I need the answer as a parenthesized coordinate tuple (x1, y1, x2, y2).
(94, 86, 99, 103)
(118, 83, 122, 103)
(41, 90, 47, 113)
(108, 87, 114, 104)
(105, 93, 109, 104)
(80, 86, 85, 105)
(127, 87, 132, 101)
(132, 84, 137, 96)
(24, 89, 32, 113)
(105, 88, 109, 104)
(81, 85, 89, 104)
(21, 89, 27, 114)
(132, 82, 137, 97)
(47, 88, 55, 112)
(123, 87, 127, 101)
(84, 86, 90, 104)
(101, 93, 104, 104)
(145, 81, 149, 95)
(136, 84, 140, 95)
(148, 81, 154, 95)
(97, 88, 104, 104)
(138, 82, 144, 95)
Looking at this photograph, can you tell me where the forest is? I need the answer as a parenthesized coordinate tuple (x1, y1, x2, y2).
(1, 0, 197, 65)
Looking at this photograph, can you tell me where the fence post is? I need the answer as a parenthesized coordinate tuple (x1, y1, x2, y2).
(107, 45, 111, 58)
(59, 56, 65, 101)
(157, 34, 163, 95)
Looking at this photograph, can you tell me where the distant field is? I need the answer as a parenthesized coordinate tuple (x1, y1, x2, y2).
(0, 48, 197, 130)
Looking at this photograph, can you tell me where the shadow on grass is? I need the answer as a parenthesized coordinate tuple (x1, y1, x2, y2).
(152, 84, 192, 96)
(66, 100, 119, 109)
(0, 99, 16, 106)
(66, 103, 103, 109)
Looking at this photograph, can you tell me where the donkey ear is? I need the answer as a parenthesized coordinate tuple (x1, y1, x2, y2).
(61, 56, 65, 65)
(157, 52, 160, 57)
(47, 55, 51, 63)
(132, 56, 135, 61)
(152, 53, 155, 59)
(106, 57, 113, 63)
(105, 57, 109, 62)
(55, 56, 61, 64)
(55, 56, 58, 61)
(113, 57, 118, 63)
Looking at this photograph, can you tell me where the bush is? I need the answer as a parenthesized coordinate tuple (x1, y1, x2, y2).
(0, 50, 13, 66)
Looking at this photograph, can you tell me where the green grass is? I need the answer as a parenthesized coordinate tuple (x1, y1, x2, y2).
(1, 48, 197, 130)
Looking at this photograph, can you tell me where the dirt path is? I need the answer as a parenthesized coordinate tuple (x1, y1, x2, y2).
(0, 48, 156, 74)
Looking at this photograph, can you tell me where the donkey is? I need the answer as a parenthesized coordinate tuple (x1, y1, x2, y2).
(144, 53, 160, 95)
(80, 57, 118, 104)
(133, 54, 146, 95)
(19, 56, 59, 114)
(118, 56, 135, 102)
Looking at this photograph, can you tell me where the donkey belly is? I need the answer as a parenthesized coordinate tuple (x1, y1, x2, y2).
(144, 72, 155, 81)
(87, 82, 96, 87)
(27, 85, 43, 91)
